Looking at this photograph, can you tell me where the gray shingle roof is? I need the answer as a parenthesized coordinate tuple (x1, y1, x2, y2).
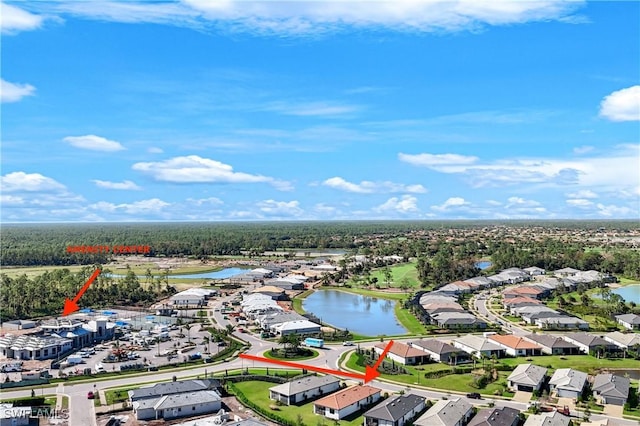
(524, 334, 579, 350)
(616, 314, 640, 325)
(154, 390, 221, 410)
(363, 393, 425, 422)
(549, 368, 588, 392)
(128, 379, 220, 401)
(269, 375, 339, 397)
(414, 398, 472, 426)
(411, 339, 458, 355)
(468, 406, 520, 426)
(507, 363, 547, 386)
(593, 374, 630, 399)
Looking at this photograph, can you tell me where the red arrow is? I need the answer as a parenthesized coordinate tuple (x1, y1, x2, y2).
(239, 339, 394, 384)
(62, 269, 101, 316)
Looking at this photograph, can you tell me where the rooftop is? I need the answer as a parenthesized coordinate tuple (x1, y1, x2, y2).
(313, 385, 381, 410)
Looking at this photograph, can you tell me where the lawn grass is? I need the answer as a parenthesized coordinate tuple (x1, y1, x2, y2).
(264, 348, 319, 361)
(366, 262, 420, 288)
(498, 355, 640, 374)
(345, 352, 511, 396)
(232, 380, 365, 426)
(394, 304, 426, 335)
(325, 286, 408, 301)
(104, 385, 140, 405)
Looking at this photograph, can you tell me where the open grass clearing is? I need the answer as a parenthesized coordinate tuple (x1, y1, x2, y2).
(498, 355, 640, 374)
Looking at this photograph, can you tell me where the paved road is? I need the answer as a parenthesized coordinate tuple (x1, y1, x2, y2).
(1, 291, 637, 426)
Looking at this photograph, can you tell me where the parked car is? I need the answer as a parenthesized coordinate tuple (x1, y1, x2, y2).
(466, 393, 481, 399)
(87, 391, 95, 400)
(342, 341, 354, 346)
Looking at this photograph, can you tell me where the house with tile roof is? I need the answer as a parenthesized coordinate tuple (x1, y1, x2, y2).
(269, 375, 340, 405)
(468, 406, 520, 426)
(548, 368, 588, 399)
(410, 339, 469, 365)
(313, 385, 382, 420)
(374, 341, 430, 365)
(413, 398, 473, 426)
(452, 335, 505, 359)
(488, 334, 543, 357)
(507, 363, 547, 392)
(363, 393, 426, 426)
(523, 334, 581, 355)
(592, 374, 630, 406)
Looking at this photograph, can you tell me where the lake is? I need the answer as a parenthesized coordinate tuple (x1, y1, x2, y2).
(109, 267, 247, 280)
(475, 261, 492, 270)
(612, 284, 640, 303)
(302, 289, 408, 336)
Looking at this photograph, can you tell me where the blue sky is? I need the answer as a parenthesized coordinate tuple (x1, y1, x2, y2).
(1, 0, 639, 222)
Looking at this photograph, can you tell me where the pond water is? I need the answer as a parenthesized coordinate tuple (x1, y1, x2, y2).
(108, 267, 247, 279)
(302, 289, 408, 336)
(611, 284, 640, 303)
(475, 261, 492, 270)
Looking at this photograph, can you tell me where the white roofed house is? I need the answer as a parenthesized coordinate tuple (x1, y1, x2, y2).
(269, 375, 340, 405)
(548, 368, 588, 399)
(452, 335, 505, 359)
(431, 312, 487, 329)
(507, 363, 547, 393)
(524, 266, 546, 276)
(615, 314, 640, 331)
(414, 398, 473, 426)
(603, 331, 640, 353)
(553, 267, 581, 277)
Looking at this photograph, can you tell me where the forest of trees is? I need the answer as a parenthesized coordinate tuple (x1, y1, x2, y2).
(0, 265, 174, 322)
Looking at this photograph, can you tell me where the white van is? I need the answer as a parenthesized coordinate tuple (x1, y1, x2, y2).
(95, 363, 105, 373)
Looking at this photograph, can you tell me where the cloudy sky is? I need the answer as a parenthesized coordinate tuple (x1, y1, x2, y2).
(1, 0, 639, 222)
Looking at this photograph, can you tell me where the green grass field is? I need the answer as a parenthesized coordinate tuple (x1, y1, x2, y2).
(394, 304, 426, 334)
(232, 380, 364, 426)
(366, 262, 420, 288)
(264, 348, 319, 361)
(498, 355, 640, 374)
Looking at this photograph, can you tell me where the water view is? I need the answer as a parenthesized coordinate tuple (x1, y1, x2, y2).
(475, 261, 492, 270)
(302, 289, 407, 336)
(612, 284, 640, 303)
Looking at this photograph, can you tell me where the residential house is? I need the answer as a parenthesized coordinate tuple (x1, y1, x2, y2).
(603, 331, 640, 351)
(128, 379, 222, 402)
(452, 335, 505, 359)
(548, 368, 588, 399)
(438, 281, 475, 295)
(507, 363, 547, 392)
(410, 339, 468, 365)
(561, 333, 619, 355)
(468, 406, 520, 426)
(503, 297, 542, 313)
(251, 286, 288, 301)
(269, 375, 340, 405)
(524, 267, 546, 276)
(374, 341, 431, 365)
(503, 286, 546, 300)
(132, 390, 222, 421)
(363, 393, 426, 426)
(313, 385, 381, 420)
(516, 307, 563, 325)
(431, 312, 487, 329)
(523, 411, 570, 426)
(536, 316, 589, 330)
(464, 276, 493, 289)
(488, 334, 543, 357)
(553, 268, 581, 277)
(258, 312, 306, 330)
(421, 302, 465, 316)
(523, 334, 581, 355)
(615, 314, 640, 331)
(592, 374, 630, 406)
(414, 398, 473, 426)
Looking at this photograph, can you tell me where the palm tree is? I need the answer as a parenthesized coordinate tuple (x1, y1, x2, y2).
(203, 336, 210, 354)
(184, 323, 193, 343)
(225, 324, 235, 336)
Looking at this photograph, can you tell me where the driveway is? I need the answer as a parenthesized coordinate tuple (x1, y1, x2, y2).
(513, 391, 533, 403)
(602, 404, 624, 417)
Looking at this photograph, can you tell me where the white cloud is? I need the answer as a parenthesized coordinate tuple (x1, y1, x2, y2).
(566, 198, 593, 208)
(1, 171, 66, 192)
(600, 85, 640, 122)
(322, 177, 426, 194)
(1, 79, 36, 103)
(398, 152, 479, 167)
(263, 101, 359, 117)
(431, 197, 469, 212)
(573, 145, 594, 155)
(90, 198, 170, 215)
(63, 135, 126, 152)
(28, 0, 584, 36)
(506, 196, 541, 208)
(567, 189, 598, 199)
(486, 200, 502, 206)
(1, 3, 44, 34)
(257, 200, 304, 217)
(91, 180, 142, 190)
(186, 197, 224, 206)
(596, 203, 634, 217)
(147, 147, 164, 154)
(375, 195, 419, 213)
(132, 155, 292, 191)
(401, 146, 639, 194)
